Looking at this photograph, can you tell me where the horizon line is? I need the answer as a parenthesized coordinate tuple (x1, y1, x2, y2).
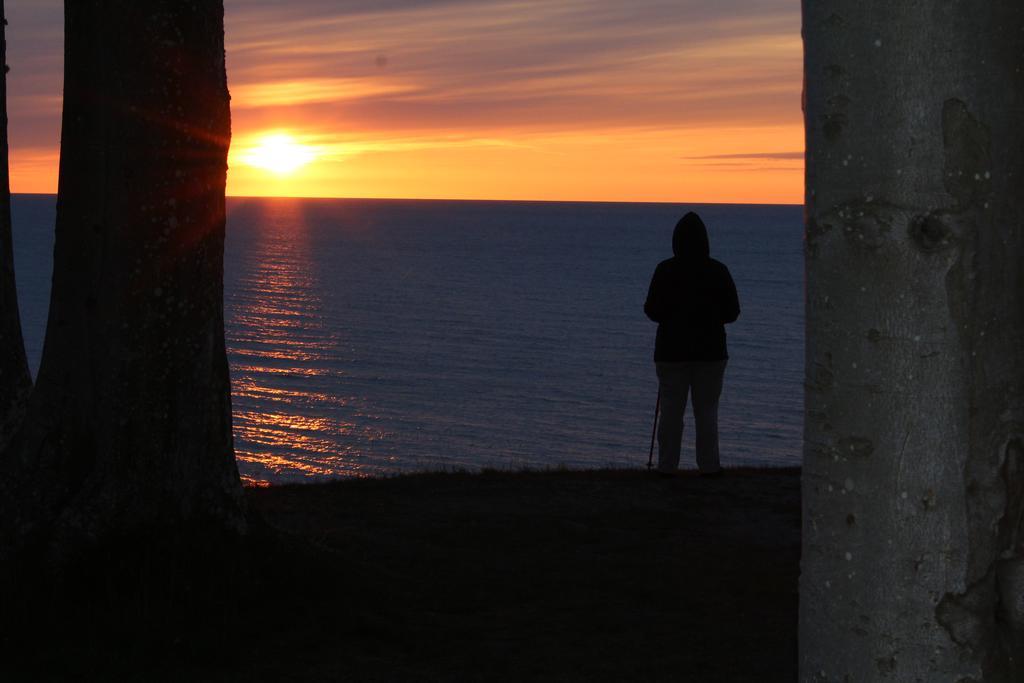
(11, 191, 802, 207)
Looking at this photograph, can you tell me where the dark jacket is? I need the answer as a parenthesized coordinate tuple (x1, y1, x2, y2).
(644, 213, 740, 362)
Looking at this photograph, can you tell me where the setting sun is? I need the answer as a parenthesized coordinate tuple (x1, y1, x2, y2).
(239, 133, 316, 176)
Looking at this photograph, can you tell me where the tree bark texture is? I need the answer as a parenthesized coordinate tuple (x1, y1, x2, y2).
(0, 2, 31, 445)
(801, 2, 1024, 681)
(1, 1, 244, 553)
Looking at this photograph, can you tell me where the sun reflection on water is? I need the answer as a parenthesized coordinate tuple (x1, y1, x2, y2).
(225, 199, 383, 484)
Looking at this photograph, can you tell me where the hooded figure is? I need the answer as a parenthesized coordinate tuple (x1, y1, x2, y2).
(644, 212, 740, 475)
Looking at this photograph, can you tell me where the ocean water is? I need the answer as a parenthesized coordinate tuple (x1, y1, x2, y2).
(11, 195, 803, 484)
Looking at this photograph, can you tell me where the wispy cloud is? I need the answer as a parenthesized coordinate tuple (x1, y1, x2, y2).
(231, 78, 416, 107)
(224, 0, 801, 132)
(6, 1, 64, 149)
(684, 151, 804, 160)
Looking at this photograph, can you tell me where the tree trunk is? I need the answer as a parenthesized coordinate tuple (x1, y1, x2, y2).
(801, 2, 1024, 681)
(1, 1, 244, 554)
(0, 1, 31, 445)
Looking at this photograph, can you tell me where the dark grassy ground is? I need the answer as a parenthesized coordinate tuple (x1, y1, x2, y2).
(6, 467, 800, 682)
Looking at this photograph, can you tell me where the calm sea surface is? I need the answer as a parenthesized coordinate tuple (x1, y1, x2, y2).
(12, 196, 803, 484)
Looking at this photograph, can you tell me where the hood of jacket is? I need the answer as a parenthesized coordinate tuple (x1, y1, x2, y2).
(672, 212, 710, 260)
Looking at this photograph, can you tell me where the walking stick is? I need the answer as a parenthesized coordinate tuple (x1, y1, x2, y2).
(646, 390, 660, 470)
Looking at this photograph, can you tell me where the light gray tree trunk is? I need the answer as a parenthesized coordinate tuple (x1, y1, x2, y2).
(0, 2, 31, 445)
(1, 1, 244, 554)
(801, 2, 1024, 681)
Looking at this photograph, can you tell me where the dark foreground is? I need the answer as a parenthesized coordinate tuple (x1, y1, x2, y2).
(6, 468, 800, 682)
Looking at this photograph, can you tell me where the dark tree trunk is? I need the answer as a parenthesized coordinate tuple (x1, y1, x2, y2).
(0, 2, 31, 445)
(801, 1, 1024, 680)
(1, 1, 244, 554)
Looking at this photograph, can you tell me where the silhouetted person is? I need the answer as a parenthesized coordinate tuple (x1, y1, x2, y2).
(644, 212, 740, 476)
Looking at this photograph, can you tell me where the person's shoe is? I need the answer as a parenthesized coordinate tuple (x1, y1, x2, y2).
(700, 469, 724, 478)
(654, 469, 676, 478)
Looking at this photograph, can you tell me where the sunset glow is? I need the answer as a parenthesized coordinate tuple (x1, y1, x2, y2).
(5, 0, 803, 204)
(239, 133, 317, 176)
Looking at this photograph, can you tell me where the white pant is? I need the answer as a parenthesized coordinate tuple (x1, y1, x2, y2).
(655, 360, 727, 473)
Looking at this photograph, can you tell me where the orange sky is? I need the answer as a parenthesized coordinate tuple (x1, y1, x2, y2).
(6, 1, 803, 204)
